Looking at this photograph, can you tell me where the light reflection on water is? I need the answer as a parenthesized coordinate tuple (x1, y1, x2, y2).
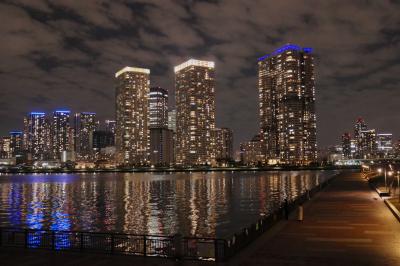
(0, 171, 337, 238)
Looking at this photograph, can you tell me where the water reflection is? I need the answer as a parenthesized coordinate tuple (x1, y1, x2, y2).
(0, 171, 336, 238)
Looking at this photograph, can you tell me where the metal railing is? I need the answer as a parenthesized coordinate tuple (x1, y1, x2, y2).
(0, 177, 334, 262)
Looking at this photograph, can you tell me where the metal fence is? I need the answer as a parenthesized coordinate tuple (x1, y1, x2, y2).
(0, 177, 334, 262)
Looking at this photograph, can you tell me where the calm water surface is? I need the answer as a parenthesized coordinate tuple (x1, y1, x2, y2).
(0, 171, 337, 238)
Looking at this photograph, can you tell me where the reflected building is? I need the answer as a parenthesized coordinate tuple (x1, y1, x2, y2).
(174, 59, 216, 166)
(115, 67, 150, 166)
(258, 44, 317, 165)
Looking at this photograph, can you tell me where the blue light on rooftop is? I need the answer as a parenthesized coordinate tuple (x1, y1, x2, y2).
(10, 131, 23, 135)
(81, 112, 96, 115)
(258, 44, 313, 61)
(30, 112, 45, 116)
(55, 110, 70, 113)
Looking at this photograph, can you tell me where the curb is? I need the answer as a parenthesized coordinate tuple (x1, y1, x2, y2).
(384, 199, 400, 222)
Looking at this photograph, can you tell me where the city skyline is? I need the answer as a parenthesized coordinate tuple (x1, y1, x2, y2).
(1, 1, 399, 150)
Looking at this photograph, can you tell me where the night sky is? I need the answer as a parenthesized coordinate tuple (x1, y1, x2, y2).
(1, 0, 399, 150)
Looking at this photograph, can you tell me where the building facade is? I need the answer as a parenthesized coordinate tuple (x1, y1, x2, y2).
(149, 87, 169, 129)
(341, 132, 351, 159)
(168, 109, 177, 132)
(115, 66, 150, 166)
(212, 127, 233, 163)
(150, 128, 174, 166)
(359, 129, 377, 159)
(25, 112, 48, 160)
(75, 112, 97, 160)
(9, 131, 23, 157)
(354, 118, 367, 158)
(240, 135, 263, 166)
(376, 133, 393, 158)
(175, 59, 216, 166)
(258, 44, 317, 165)
(52, 110, 71, 159)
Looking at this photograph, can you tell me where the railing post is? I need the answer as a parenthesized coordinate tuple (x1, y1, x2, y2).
(52, 231, 55, 250)
(143, 235, 146, 256)
(24, 229, 28, 248)
(214, 239, 219, 262)
(110, 234, 114, 254)
(80, 233, 84, 251)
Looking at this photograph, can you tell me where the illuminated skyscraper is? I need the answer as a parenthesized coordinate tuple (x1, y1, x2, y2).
(52, 110, 71, 159)
(75, 112, 97, 160)
(341, 132, 351, 159)
(105, 120, 116, 134)
(168, 109, 177, 132)
(359, 129, 377, 159)
(174, 59, 216, 166)
(240, 135, 263, 166)
(0, 137, 11, 159)
(354, 118, 367, 158)
(376, 133, 392, 158)
(9, 131, 23, 157)
(149, 87, 168, 129)
(25, 112, 47, 160)
(258, 44, 317, 165)
(212, 127, 233, 162)
(115, 66, 150, 166)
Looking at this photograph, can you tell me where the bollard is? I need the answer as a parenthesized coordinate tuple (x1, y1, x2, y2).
(298, 203, 304, 222)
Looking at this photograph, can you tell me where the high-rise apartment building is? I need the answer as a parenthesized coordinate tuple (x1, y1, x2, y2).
(9, 131, 23, 157)
(377, 133, 393, 158)
(150, 128, 174, 166)
(174, 59, 216, 166)
(115, 66, 150, 166)
(212, 127, 233, 162)
(75, 112, 97, 160)
(168, 109, 177, 132)
(149, 87, 168, 129)
(359, 129, 377, 159)
(240, 135, 263, 166)
(258, 44, 317, 165)
(105, 120, 116, 135)
(25, 112, 47, 160)
(52, 110, 71, 159)
(354, 118, 367, 158)
(0, 137, 11, 159)
(341, 132, 351, 159)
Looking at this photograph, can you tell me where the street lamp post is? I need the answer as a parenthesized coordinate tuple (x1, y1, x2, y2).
(398, 171, 400, 202)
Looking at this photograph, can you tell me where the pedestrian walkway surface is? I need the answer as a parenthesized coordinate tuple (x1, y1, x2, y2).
(1, 172, 399, 266)
(231, 172, 400, 266)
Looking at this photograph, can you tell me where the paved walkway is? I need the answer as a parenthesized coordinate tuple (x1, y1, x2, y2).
(1, 172, 399, 265)
(231, 172, 400, 266)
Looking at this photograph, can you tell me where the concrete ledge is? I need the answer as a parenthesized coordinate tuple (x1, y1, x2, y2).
(368, 181, 390, 197)
(384, 200, 400, 222)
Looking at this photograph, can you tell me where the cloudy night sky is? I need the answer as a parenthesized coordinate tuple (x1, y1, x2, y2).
(0, 0, 399, 150)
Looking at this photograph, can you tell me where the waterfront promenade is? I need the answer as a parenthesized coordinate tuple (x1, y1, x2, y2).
(1, 172, 399, 265)
(232, 172, 400, 265)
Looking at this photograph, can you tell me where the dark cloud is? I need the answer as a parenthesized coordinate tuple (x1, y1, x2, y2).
(0, 0, 399, 150)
